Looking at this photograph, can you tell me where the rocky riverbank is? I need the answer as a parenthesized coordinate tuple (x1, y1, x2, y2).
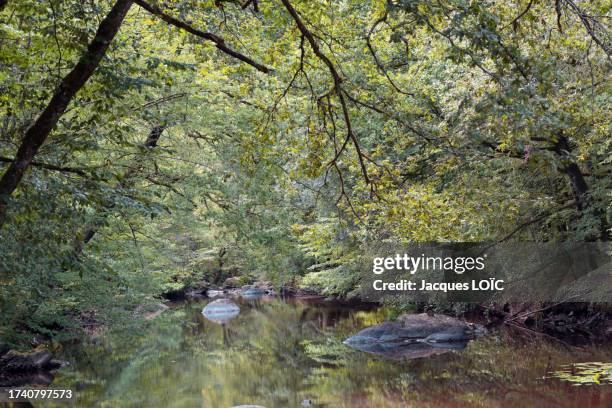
(0, 346, 66, 387)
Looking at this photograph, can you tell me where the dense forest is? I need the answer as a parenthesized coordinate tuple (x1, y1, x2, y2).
(0, 0, 610, 346)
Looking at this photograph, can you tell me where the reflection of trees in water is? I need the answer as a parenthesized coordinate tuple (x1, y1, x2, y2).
(196, 301, 393, 406)
(244, 297, 263, 311)
(42, 301, 612, 408)
(297, 303, 376, 335)
(221, 323, 233, 347)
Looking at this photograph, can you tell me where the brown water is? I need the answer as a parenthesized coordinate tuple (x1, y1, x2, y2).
(35, 297, 611, 407)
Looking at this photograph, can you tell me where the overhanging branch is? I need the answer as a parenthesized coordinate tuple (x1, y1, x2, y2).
(0, 156, 104, 179)
(134, 0, 270, 73)
(279, 0, 371, 186)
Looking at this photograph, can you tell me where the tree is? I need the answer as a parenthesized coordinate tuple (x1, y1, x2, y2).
(0, 0, 134, 225)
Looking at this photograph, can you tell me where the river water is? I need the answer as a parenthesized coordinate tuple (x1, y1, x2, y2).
(38, 297, 611, 407)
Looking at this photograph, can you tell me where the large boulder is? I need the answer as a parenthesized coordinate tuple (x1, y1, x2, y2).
(345, 314, 474, 345)
(396, 313, 479, 339)
(0, 348, 66, 388)
(0, 347, 63, 373)
(344, 313, 484, 359)
(0, 348, 52, 372)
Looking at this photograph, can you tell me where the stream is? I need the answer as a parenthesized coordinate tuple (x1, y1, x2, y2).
(36, 297, 611, 407)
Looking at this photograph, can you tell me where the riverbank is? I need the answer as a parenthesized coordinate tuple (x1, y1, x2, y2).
(4, 277, 610, 354)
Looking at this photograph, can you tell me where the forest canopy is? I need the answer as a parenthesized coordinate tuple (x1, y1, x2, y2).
(0, 0, 610, 342)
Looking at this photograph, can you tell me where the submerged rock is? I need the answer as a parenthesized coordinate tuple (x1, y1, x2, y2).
(344, 313, 484, 360)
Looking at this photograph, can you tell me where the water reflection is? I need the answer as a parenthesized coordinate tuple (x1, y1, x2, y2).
(344, 338, 468, 360)
(38, 299, 611, 408)
(202, 299, 241, 347)
(202, 299, 241, 324)
(240, 288, 266, 301)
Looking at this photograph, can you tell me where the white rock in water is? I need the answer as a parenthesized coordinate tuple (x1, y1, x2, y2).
(207, 289, 226, 298)
(231, 406, 266, 408)
(202, 299, 240, 324)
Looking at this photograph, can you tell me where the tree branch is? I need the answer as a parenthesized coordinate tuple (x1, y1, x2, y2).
(504, 0, 533, 31)
(477, 201, 576, 256)
(561, 0, 611, 57)
(134, 0, 271, 72)
(366, 13, 412, 95)
(279, 0, 371, 186)
(0, 156, 102, 179)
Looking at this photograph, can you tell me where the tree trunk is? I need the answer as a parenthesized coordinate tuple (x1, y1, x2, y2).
(0, 0, 134, 226)
(554, 133, 608, 240)
(554, 134, 589, 210)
